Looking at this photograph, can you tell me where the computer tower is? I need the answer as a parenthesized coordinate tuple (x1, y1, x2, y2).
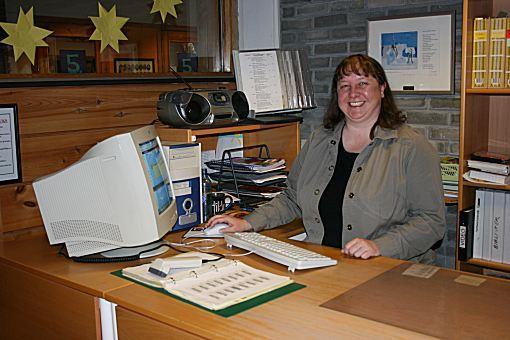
(163, 143, 202, 230)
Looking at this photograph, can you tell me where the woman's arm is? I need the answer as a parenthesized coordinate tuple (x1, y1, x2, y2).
(372, 136, 446, 260)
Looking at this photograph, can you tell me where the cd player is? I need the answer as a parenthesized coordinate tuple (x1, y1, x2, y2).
(157, 89, 249, 128)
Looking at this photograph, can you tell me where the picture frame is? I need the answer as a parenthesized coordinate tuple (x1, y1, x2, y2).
(114, 58, 154, 74)
(367, 12, 455, 94)
(0, 104, 22, 185)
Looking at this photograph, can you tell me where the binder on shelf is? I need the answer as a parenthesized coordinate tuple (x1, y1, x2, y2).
(504, 192, 510, 264)
(482, 189, 494, 261)
(488, 17, 507, 88)
(472, 17, 490, 88)
(458, 207, 475, 261)
(490, 191, 505, 262)
(473, 189, 485, 259)
(119, 252, 298, 312)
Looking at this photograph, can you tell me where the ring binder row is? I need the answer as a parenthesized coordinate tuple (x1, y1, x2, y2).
(162, 259, 239, 285)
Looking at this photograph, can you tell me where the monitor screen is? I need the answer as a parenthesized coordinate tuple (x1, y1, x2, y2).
(33, 125, 178, 258)
(139, 138, 172, 215)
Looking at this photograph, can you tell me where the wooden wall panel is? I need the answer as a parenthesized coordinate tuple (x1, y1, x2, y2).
(0, 81, 235, 235)
(0, 262, 100, 339)
(0, 82, 235, 135)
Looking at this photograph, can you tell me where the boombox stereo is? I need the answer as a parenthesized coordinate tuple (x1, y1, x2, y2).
(157, 89, 249, 128)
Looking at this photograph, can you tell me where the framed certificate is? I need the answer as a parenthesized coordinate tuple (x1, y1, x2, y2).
(367, 12, 455, 94)
(0, 104, 22, 185)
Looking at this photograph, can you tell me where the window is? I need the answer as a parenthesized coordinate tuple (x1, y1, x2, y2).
(0, 0, 235, 77)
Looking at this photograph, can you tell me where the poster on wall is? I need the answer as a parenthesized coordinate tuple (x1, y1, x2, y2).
(367, 12, 454, 94)
(0, 104, 22, 185)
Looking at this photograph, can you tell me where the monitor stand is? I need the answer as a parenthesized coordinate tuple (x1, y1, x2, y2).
(100, 240, 171, 259)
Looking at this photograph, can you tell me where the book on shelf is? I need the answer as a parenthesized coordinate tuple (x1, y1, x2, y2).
(206, 157, 286, 173)
(121, 252, 294, 311)
(505, 194, 510, 264)
(488, 17, 507, 88)
(442, 181, 458, 192)
(506, 17, 510, 87)
(467, 159, 510, 175)
(471, 150, 510, 164)
(458, 207, 475, 261)
(472, 17, 490, 88)
(467, 170, 510, 185)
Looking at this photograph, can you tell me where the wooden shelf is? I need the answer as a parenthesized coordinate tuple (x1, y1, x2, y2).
(466, 258, 510, 272)
(462, 180, 510, 191)
(466, 88, 510, 94)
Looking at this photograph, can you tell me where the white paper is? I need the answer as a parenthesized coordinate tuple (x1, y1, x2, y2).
(235, 50, 284, 113)
(216, 134, 243, 160)
(0, 107, 19, 182)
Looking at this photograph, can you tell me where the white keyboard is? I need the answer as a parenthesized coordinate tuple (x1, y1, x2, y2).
(224, 232, 337, 272)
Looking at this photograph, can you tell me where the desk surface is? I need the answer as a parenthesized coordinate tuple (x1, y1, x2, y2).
(1, 222, 507, 339)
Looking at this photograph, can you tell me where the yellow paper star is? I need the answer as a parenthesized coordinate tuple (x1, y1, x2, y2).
(0, 7, 52, 65)
(151, 0, 183, 23)
(89, 3, 129, 53)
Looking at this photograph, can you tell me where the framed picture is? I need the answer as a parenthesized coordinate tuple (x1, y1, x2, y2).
(0, 104, 22, 185)
(367, 12, 454, 94)
(114, 58, 154, 74)
(59, 50, 86, 74)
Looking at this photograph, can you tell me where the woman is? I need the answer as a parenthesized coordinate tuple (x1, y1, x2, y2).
(207, 54, 445, 263)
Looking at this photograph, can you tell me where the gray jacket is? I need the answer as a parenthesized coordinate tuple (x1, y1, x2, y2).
(245, 121, 446, 263)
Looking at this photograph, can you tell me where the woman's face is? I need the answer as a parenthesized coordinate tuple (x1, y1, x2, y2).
(337, 72, 386, 126)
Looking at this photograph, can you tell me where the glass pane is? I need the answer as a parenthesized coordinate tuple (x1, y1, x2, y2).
(0, 0, 224, 76)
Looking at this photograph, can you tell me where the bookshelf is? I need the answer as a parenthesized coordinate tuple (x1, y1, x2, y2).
(458, 0, 510, 273)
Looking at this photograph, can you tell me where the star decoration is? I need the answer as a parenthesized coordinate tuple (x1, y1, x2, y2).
(0, 7, 53, 65)
(89, 3, 129, 53)
(151, 0, 183, 23)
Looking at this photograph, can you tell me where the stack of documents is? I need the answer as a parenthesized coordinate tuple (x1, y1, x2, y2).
(466, 152, 510, 185)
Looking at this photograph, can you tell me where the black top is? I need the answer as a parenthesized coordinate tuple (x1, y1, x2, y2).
(319, 137, 358, 248)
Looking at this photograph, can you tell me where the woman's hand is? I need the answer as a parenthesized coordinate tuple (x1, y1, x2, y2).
(342, 238, 380, 259)
(205, 214, 253, 233)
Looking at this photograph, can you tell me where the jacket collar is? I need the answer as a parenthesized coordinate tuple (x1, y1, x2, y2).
(333, 119, 398, 141)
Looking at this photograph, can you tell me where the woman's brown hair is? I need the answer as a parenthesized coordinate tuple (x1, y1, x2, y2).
(323, 54, 406, 132)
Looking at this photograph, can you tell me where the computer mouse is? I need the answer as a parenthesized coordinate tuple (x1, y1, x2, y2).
(203, 223, 229, 236)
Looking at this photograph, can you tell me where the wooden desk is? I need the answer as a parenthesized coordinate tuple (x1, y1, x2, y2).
(1, 221, 507, 339)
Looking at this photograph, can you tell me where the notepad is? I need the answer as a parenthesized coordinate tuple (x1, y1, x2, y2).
(122, 253, 294, 311)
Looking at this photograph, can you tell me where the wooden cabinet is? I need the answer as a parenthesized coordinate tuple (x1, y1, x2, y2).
(156, 122, 301, 170)
(457, 0, 510, 273)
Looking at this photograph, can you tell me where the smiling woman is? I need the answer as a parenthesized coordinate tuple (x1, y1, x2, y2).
(206, 54, 446, 265)
(0, 0, 234, 77)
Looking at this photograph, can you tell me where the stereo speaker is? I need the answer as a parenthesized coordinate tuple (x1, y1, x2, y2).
(157, 89, 249, 128)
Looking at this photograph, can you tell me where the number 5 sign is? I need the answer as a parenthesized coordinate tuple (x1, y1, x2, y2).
(177, 53, 198, 72)
(59, 50, 86, 74)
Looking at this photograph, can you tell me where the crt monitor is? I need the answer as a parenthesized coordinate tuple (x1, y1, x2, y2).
(33, 125, 178, 258)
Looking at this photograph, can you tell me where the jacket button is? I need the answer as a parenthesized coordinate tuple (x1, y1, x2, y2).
(348, 192, 354, 199)
(314, 189, 320, 195)
(328, 165, 334, 171)
(347, 224, 352, 231)
(330, 140, 336, 145)
(315, 217, 320, 223)
(356, 167, 362, 172)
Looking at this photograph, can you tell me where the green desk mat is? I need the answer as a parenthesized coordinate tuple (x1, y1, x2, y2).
(111, 270, 305, 317)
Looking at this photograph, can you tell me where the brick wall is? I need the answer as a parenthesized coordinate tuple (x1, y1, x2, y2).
(280, 0, 462, 267)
